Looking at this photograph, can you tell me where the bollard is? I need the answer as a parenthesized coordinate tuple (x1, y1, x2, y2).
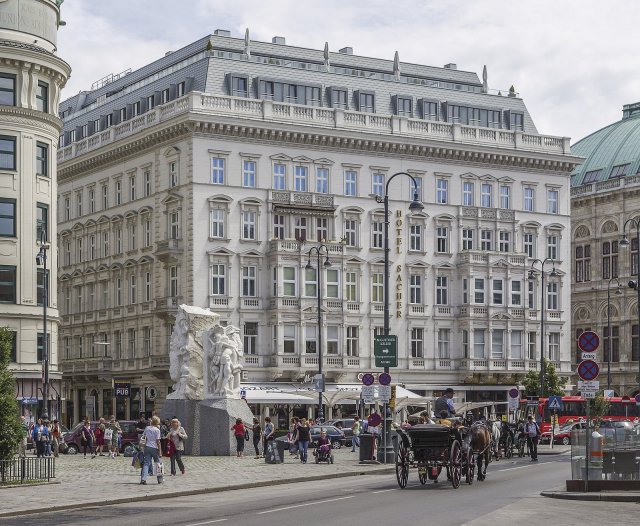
(589, 430, 603, 480)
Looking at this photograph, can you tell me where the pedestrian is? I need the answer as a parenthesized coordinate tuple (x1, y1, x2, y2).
(524, 414, 541, 461)
(32, 418, 49, 458)
(296, 418, 311, 464)
(351, 416, 361, 452)
(231, 418, 247, 458)
(263, 416, 275, 457)
(18, 416, 28, 457)
(43, 419, 52, 456)
(140, 416, 163, 485)
(287, 417, 298, 459)
(95, 417, 106, 456)
(434, 388, 456, 418)
(251, 417, 262, 459)
(166, 418, 188, 475)
(51, 419, 62, 457)
(81, 419, 96, 459)
(106, 415, 121, 458)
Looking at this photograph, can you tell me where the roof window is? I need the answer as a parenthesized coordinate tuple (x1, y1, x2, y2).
(609, 164, 630, 179)
(582, 169, 603, 184)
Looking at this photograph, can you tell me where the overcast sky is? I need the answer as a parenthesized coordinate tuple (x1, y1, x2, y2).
(56, 0, 640, 144)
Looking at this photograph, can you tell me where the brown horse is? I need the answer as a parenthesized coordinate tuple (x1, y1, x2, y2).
(469, 422, 492, 481)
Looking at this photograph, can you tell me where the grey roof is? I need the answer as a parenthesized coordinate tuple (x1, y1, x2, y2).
(0, 39, 55, 56)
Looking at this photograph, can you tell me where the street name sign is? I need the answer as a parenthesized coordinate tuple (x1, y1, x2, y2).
(374, 335, 398, 368)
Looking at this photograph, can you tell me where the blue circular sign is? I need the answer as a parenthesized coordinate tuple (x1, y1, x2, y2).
(635, 394, 640, 404)
(509, 388, 520, 398)
(378, 373, 391, 386)
(362, 373, 375, 386)
(578, 331, 600, 352)
(577, 359, 600, 381)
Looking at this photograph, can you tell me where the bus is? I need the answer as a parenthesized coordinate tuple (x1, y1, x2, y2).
(521, 396, 640, 433)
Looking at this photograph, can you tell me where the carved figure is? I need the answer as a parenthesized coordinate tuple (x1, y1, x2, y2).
(204, 323, 244, 398)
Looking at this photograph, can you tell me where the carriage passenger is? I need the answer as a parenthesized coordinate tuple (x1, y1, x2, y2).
(437, 410, 453, 427)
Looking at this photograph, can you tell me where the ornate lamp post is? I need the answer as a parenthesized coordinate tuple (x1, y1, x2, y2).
(373, 172, 423, 463)
(606, 277, 622, 391)
(620, 218, 640, 391)
(306, 244, 332, 423)
(528, 258, 558, 398)
(36, 241, 50, 420)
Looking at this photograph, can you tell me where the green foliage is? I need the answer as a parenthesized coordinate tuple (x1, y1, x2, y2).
(0, 327, 22, 460)
(590, 393, 610, 424)
(522, 358, 567, 397)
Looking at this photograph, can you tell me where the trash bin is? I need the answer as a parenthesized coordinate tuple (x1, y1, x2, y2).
(359, 433, 376, 462)
(265, 439, 286, 464)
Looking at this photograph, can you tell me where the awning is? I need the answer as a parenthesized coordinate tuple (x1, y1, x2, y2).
(243, 390, 317, 404)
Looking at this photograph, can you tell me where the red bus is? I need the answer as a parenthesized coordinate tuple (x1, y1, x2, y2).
(520, 396, 640, 433)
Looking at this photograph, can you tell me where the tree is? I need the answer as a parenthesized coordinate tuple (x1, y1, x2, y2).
(522, 358, 567, 397)
(0, 328, 22, 460)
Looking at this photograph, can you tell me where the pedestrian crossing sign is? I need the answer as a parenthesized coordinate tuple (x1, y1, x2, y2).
(547, 396, 563, 410)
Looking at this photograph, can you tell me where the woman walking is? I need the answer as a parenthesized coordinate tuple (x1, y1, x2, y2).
(166, 418, 188, 475)
(140, 416, 163, 485)
(296, 418, 311, 464)
(231, 418, 246, 458)
(251, 417, 262, 458)
(81, 419, 95, 459)
(95, 417, 106, 456)
(263, 416, 274, 457)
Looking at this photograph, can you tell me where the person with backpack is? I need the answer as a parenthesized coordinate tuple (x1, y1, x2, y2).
(32, 418, 49, 458)
(524, 414, 541, 461)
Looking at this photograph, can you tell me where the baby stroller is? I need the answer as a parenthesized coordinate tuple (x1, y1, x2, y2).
(314, 442, 334, 464)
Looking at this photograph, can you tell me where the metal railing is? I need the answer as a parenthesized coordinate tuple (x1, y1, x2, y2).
(0, 456, 55, 484)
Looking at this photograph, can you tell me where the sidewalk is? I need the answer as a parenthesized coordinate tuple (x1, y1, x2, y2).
(0, 449, 392, 518)
(541, 488, 640, 502)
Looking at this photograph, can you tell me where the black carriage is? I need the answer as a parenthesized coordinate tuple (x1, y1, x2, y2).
(395, 424, 474, 489)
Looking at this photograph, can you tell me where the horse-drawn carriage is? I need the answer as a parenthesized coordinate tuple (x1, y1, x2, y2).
(395, 424, 474, 489)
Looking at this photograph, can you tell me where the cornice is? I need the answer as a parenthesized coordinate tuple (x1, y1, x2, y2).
(0, 105, 62, 135)
(59, 114, 578, 181)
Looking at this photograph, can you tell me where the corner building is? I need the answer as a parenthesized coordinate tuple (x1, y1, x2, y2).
(0, 0, 70, 417)
(570, 102, 640, 397)
(57, 31, 578, 424)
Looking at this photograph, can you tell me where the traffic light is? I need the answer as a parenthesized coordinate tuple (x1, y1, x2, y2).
(629, 280, 638, 290)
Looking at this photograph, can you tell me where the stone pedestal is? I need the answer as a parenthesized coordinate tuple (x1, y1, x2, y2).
(161, 398, 253, 456)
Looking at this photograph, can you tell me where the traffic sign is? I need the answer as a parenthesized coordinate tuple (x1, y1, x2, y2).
(577, 359, 600, 381)
(547, 396, 563, 410)
(378, 385, 391, 401)
(374, 335, 398, 368)
(508, 388, 520, 399)
(581, 352, 596, 361)
(603, 389, 615, 399)
(362, 373, 375, 386)
(362, 385, 375, 403)
(635, 394, 640, 406)
(378, 372, 392, 386)
(368, 412, 382, 427)
(577, 331, 600, 352)
(526, 396, 539, 408)
(578, 380, 600, 390)
(582, 391, 596, 399)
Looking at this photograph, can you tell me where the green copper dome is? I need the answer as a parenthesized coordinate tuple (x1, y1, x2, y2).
(571, 102, 640, 186)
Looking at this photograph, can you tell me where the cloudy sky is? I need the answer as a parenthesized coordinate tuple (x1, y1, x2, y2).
(56, 0, 640, 144)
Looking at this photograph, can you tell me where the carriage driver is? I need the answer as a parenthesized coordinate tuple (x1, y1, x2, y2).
(434, 388, 456, 418)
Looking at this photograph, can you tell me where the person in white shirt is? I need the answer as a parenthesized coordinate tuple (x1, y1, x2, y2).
(524, 414, 541, 461)
(140, 416, 163, 485)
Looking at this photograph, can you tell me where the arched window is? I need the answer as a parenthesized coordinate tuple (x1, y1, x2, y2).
(575, 244, 591, 282)
(602, 241, 618, 279)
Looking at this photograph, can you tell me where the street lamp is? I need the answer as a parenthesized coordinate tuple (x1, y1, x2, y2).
(36, 240, 50, 420)
(528, 258, 558, 398)
(620, 217, 640, 392)
(306, 244, 332, 423)
(373, 172, 423, 462)
(606, 277, 622, 391)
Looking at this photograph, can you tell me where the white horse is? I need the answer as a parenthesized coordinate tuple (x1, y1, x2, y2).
(490, 421, 501, 461)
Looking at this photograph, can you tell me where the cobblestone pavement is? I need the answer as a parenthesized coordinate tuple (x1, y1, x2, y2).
(0, 448, 391, 517)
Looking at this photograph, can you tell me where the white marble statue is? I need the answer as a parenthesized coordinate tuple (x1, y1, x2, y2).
(167, 305, 220, 400)
(204, 324, 244, 398)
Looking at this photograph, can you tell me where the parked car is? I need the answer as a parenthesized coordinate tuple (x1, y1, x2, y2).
(63, 420, 138, 455)
(540, 421, 586, 445)
(325, 418, 356, 446)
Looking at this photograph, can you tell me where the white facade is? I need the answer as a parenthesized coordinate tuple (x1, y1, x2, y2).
(0, 0, 70, 416)
(57, 33, 578, 424)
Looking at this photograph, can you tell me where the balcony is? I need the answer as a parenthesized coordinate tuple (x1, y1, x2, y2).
(346, 302, 361, 313)
(155, 238, 183, 263)
(458, 250, 526, 266)
(240, 298, 262, 310)
(269, 297, 300, 309)
(209, 296, 230, 309)
(156, 296, 181, 316)
(268, 239, 344, 255)
(434, 306, 453, 317)
(270, 190, 335, 210)
(460, 207, 516, 221)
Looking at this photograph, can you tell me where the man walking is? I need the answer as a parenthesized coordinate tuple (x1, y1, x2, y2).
(524, 414, 541, 461)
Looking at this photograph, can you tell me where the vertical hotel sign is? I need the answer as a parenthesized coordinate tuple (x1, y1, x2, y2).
(395, 210, 403, 318)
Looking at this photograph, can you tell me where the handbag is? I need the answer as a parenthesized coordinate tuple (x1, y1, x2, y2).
(164, 438, 176, 457)
(104, 429, 114, 441)
(244, 428, 250, 441)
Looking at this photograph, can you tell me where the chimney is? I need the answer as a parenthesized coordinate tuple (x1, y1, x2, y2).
(443, 63, 457, 70)
(272, 36, 286, 45)
(339, 47, 353, 55)
(214, 29, 231, 37)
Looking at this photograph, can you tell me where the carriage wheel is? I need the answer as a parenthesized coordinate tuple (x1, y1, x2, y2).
(504, 435, 513, 459)
(395, 441, 409, 488)
(465, 449, 475, 485)
(449, 441, 462, 489)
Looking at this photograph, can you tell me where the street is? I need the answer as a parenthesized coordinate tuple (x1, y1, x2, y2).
(3, 455, 638, 526)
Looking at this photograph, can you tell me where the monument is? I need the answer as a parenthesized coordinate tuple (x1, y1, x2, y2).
(162, 305, 253, 455)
